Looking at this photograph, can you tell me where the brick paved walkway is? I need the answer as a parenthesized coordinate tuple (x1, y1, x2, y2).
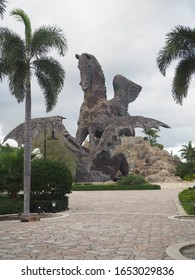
(0, 183, 195, 260)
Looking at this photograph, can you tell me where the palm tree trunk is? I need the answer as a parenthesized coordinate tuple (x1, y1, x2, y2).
(23, 80, 32, 216)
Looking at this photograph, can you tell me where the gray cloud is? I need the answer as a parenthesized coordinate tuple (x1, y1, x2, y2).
(0, 0, 195, 154)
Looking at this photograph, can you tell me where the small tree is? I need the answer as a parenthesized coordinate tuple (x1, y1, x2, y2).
(142, 128, 164, 149)
(142, 128, 159, 144)
(32, 132, 77, 178)
(0, 144, 24, 198)
(179, 141, 195, 162)
(176, 141, 195, 180)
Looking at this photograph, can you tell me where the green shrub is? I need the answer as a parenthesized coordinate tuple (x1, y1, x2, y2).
(30, 196, 68, 212)
(178, 187, 195, 214)
(31, 160, 72, 200)
(184, 174, 195, 181)
(117, 174, 146, 185)
(0, 195, 69, 214)
(0, 144, 24, 198)
(0, 195, 23, 215)
(176, 161, 195, 179)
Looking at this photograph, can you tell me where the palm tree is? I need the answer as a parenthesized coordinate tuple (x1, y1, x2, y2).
(0, 9, 67, 215)
(142, 128, 159, 144)
(156, 25, 195, 105)
(179, 141, 195, 162)
(0, 0, 7, 19)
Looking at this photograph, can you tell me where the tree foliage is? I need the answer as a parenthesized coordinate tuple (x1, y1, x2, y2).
(157, 25, 195, 104)
(176, 141, 195, 180)
(179, 141, 195, 162)
(31, 159, 73, 199)
(142, 128, 164, 149)
(32, 132, 77, 178)
(0, 9, 68, 215)
(0, 0, 7, 19)
(0, 144, 24, 198)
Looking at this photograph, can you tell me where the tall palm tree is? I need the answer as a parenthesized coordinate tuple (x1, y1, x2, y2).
(0, 9, 67, 215)
(0, 0, 7, 19)
(156, 25, 195, 105)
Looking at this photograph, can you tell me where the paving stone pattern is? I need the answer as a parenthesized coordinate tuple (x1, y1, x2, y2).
(0, 183, 195, 260)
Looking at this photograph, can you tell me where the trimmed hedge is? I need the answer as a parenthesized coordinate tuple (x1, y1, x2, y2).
(31, 159, 73, 199)
(30, 196, 69, 213)
(0, 196, 23, 215)
(178, 187, 195, 215)
(0, 195, 69, 215)
(72, 183, 161, 191)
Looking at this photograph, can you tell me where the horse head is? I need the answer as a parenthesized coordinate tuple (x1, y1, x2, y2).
(75, 53, 106, 93)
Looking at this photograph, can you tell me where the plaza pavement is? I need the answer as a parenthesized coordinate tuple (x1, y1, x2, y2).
(0, 182, 195, 260)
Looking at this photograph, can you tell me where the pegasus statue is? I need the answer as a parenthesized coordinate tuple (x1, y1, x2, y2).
(75, 53, 170, 155)
(3, 53, 170, 181)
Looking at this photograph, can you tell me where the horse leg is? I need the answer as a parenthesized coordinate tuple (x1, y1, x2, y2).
(88, 126, 96, 153)
(75, 126, 88, 145)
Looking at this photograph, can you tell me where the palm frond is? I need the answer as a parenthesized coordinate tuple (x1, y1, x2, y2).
(33, 57, 65, 112)
(31, 26, 68, 58)
(0, 27, 27, 102)
(8, 59, 27, 103)
(0, 0, 7, 19)
(10, 9, 32, 50)
(157, 25, 195, 75)
(0, 58, 8, 81)
(172, 57, 195, 105)
(0, 27, 26, 63)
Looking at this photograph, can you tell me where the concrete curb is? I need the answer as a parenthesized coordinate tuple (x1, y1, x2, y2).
(166, 241, 195, 260)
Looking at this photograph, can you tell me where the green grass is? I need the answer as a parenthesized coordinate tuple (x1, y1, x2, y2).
(178, 187, 195, 215)
(72, 183, 161, 191)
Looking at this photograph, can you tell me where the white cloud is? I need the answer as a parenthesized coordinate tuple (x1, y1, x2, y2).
(0, 0, 195, 150)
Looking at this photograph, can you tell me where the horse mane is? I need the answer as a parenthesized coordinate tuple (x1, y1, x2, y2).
(90, 55, 106, 89)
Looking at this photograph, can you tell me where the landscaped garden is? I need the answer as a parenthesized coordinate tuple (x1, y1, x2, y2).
(0, 144, 72, 215)
(1, 144, 195, 216)
(73, 174, 160, 191)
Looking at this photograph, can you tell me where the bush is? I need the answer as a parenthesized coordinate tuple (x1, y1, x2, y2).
(176, 161, 195, 179)
(0, 195, 69, 214)
(184, 174, 195, 181)
(0, 195, 23, 215)
(0, 144, 24, 198)
(30, 196, 68, 213)
(117, 174, 146, 185)
(178, 187, 195, 214)
(31, 160, 73, 200)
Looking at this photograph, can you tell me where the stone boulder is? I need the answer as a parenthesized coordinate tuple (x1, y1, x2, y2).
(112, 136, 181, 182)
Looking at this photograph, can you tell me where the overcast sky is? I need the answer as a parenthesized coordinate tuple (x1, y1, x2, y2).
(0, 0, 195, 155)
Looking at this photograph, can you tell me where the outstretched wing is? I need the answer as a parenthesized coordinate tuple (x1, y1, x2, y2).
(113, 74, 142, 104)
(95, 115, 170, 154)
